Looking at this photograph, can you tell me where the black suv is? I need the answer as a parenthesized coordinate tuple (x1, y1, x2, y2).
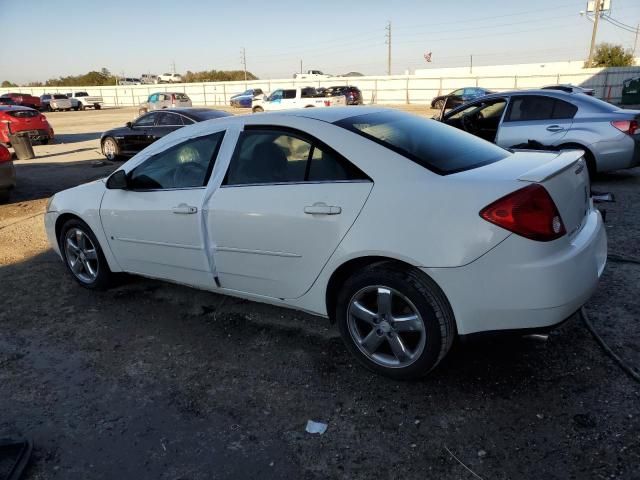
(324, 86, 363, 105)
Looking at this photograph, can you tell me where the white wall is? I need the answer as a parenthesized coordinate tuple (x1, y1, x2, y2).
(2, 64, 639, 106)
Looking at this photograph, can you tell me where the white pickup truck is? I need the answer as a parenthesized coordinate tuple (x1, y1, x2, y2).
(252, 87, 345, 113)
(293, 69, 331, 80)
(65, 91, 104, 111)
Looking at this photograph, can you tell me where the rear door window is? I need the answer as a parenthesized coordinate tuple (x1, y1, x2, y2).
(335, 110, 510, 175)
(157, 113, 183, 126)
(506, 95, 578, 122)
(283, 90, 297, 100)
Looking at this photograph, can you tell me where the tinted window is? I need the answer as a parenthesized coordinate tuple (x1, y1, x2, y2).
(134, 113, 157, 127)
(129, 132, 224, 190)
(174, 93, 189, 101)
(42, 95, 51, 100)
(283, 90, 296, 99)
(224, 128, 368, 185)
(552, 99, 578, 119)
(75, 92, 88, 96)
(451, 89, 464, 96)
(53, 94, 67, 99)
(157, 113, 183, 126)
(335, 110, 510, 175)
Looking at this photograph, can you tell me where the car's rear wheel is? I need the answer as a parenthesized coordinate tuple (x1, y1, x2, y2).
(252, 106, 264, 113)
(336, 263, 455, 380)
(94, 104, 101, 110)
(59, 219, 113, 290)
(102, 137, 120, 161)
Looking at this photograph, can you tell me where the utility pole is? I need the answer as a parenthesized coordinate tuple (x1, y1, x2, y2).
(385, 21, 392, 76)
(241, 48, 247, 81)
(470, 54, 473, 74)
(587, 0, 602, 67)
(633, 23, 640, 58)
(300, 59, 303, 74)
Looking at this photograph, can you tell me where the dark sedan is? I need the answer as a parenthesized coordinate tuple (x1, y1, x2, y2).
(430, 87, 492, 110)
(324, 85, 363, 105)
(101, 108, 231, 161)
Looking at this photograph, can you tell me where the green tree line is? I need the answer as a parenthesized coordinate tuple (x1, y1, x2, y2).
(2, 68, 259, 88)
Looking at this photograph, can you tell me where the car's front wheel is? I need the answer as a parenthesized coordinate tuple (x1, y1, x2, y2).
(102, 137, 121, 161)
(336, 263, 455, 380)
(59, 219, 113, 290)
(252, 106, 264, 113)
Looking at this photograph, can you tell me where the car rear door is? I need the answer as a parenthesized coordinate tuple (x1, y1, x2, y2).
(496, 95, 576, 149)
(207, 126, 372, 299)
(155, 112, 185, 139)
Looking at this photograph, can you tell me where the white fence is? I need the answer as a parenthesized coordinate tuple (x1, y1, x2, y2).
(2, 67, 639, 107)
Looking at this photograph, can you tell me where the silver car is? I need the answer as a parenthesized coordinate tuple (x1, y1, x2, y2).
(40, 94, 72, 112)
(441, 89, 640, 174)
(138, 92, 192, 115)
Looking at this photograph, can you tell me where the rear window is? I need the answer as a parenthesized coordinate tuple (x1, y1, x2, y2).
(53, 94, 67, 99)
(174, 93, 189, 101)
(334, 110, 510, 175)
(8, 110, 38, 118)
(75, 92, 88, 97)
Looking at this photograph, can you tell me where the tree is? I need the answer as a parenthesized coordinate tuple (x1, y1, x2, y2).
(183, 70, 259, 83)
(589, 43, 635, 68)
(1, 80, 17, 88)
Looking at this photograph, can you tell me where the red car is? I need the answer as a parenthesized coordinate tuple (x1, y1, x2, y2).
(0, 106, 54, 145)
(0, 92, 41, 110)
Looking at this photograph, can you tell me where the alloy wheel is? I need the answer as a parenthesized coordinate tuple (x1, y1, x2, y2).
(347, 286, 426, 368)
(103, 139, 117, 160)
(64, 228, 99, 283)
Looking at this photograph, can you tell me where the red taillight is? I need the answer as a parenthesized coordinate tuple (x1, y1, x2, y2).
(324, 100, 331, 106)
(480, 184, 566, 242)
(0, 145, 11, 163)
(611, 120, 638, 135)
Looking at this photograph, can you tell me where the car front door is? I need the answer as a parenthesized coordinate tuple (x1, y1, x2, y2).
(208, 126, 372, 299)
(125, 112, 160, 153)
(495, 95, 576, 149)
(100, 130, 227, 288)
(264, 90, 283, 110)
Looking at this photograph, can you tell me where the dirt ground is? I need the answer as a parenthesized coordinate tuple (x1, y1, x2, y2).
(0, 107, 639, 480)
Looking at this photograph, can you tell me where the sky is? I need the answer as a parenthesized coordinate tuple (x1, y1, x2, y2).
(1, 0, 639, 84)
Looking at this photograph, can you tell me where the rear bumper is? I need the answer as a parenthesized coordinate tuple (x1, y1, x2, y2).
(426, 208, 607, 335)
(591, 134, 638, 172)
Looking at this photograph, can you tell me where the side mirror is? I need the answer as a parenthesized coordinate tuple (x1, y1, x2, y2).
(126, 121, 133, 129)
(106, 170, 128, 190)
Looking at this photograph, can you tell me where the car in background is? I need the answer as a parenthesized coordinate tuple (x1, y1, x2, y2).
(230, 89, 264, 108)
(157, 73, 183, 83)
(542, 84, 595, 96)
(431, 87, 493, 110)
(324, 86, 363, 105)
(46, 107, 606, 380)
(440, 89, 640, 175)
(141, 74, 158, 84)
(138, 92, 192, 115)
(0, 143, 15, 202)
(293, 69, 331, 80)
(252, 87, 345, 112)
(65, 92, 104, 111)
(40, 94, 72, 112)
(0, 106, 54, 145)
(100, 108, 230, 160)
(0, 93, 41, 110)
(118, 77, 142, 86)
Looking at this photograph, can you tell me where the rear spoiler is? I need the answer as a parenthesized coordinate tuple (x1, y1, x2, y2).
(518, 149, 585, 183)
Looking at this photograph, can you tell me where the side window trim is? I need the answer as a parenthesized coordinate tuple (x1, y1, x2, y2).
(221, 124, 371, 187)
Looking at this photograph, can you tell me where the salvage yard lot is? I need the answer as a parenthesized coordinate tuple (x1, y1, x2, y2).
(1, 107, 639, 479)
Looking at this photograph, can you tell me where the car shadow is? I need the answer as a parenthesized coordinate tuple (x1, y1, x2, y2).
(54, 132, 102, 143)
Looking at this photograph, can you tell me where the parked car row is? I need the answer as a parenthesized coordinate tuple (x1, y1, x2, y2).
(230, 86, 364, 110)
(0, 92, 103, 112)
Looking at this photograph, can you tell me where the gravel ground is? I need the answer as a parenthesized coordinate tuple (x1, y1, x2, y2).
(0, 107, 639, 479)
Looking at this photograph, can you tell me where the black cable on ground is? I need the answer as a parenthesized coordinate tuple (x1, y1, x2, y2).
(580, 307, 640, 384)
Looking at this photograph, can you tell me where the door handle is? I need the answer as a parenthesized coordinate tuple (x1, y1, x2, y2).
(304, 202, 341, 215)
(172, 204, 198, 214)
(546, 125, 565, 132)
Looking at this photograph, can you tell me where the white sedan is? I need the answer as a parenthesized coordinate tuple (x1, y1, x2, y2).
(44, 107, 607, 379)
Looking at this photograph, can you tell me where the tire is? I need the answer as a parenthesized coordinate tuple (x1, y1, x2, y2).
(433, 99, 445, 110)
(94, 104, 101, 110)
(40, 138, 49, 145)
(47, 104, 53, 112)
(59, 218, 114, 290)
(336, 262, 456, 380)
(0, 189, 10, 203)
(102, 137, 121, 161)
(252, 106, 264, 113)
